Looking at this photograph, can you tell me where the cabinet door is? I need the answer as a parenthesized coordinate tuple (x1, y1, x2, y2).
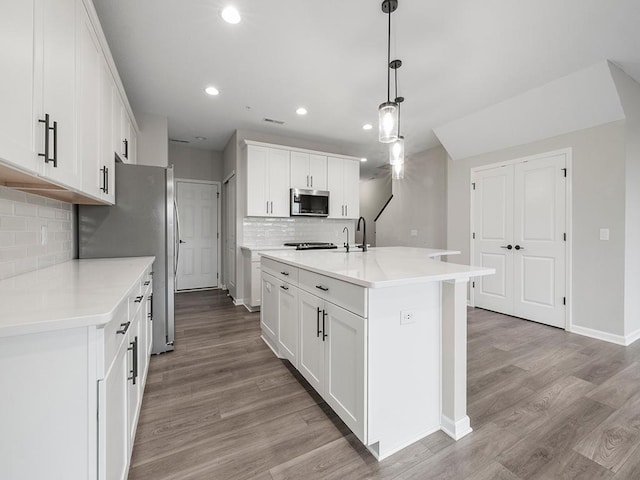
(342, 159, 360, 219)
(298, 290, 324, 394)
(267, 148, 290, 217)
(0, 0, 38, 172)
(99, 337, 129, 480)
(120, 109, 132, 162)
(112, 91, 124, 161)
(278, 282, 298, 367)
(128, 128, 137, 164)
(78, 4, 102, 198)
(246, 145, 269, 216)
(327, 157, 344, 218)
(38, 0, 80, 188)
(99, 59, 115, 203)
(308, 154, 327, 190)
(127, 313, 141, 445)
(324, 302, 366, 442)
(290, 151, 310, 189)
(260, 272, 279, 348)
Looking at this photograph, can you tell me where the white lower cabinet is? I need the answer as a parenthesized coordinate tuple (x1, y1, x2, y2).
(277, 279, 299, 367)
(260, 272, 279, 349)
(298, 290, 366, 442)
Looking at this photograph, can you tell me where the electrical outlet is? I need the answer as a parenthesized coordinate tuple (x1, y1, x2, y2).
(600, 228, 610, 241)
(410, 229, 418, 237)
(400, 309, 417, 325)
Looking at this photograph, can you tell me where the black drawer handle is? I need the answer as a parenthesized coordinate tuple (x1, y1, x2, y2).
(280, 271, 289, 276)
(315, 285, 329, 292)
(280, 285, 289, 291)
(134, 295, 144, 303)
(116, 321, 130, 335)
(144, 281, 150, 286)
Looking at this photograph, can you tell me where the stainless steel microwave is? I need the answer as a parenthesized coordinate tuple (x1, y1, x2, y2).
(290, 188, 329, 217)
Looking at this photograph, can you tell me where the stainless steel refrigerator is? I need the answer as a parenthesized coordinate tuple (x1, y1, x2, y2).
(78, 163, 176, 354)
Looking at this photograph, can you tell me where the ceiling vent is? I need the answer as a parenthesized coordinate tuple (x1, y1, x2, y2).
(263, 118, 285, 125)
(169, 138, 190, 144)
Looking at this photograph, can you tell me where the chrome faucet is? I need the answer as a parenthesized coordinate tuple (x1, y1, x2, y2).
(343, 226, 350, 252)
(357, 216, 367, 252)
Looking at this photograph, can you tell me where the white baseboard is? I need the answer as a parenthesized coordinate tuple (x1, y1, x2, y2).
(569, 324, 627, 345)
(440, 414, 472, 441)
(366, 425, 442, 461)
(624, 327, 640, 346)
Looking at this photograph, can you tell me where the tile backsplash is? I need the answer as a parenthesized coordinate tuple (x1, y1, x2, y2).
(243, 217, 356, 247)
(0, 186, 73, 280)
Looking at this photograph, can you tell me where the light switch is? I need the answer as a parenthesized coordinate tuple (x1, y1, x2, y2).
(600, 228, 610, 241)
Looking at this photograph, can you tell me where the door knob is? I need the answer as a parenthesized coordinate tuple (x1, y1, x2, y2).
(179, 240, 186, 244)
(500, 245, 513, 250)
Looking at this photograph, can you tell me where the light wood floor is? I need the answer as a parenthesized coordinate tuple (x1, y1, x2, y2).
(128, 290, 640, 480)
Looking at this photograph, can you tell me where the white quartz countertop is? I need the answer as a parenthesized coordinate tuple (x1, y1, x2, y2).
(0, 257, 154, 338)
(240, 245, 297, 252)
(260, 246, 493, 288)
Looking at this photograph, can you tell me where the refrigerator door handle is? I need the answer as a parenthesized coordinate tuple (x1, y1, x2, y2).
(174, 200, 181, 275)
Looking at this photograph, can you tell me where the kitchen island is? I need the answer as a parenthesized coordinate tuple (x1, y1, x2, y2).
(259, 246, 494, 460)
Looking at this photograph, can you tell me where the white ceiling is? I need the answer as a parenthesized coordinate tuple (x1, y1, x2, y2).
(92, 0, 640, 178)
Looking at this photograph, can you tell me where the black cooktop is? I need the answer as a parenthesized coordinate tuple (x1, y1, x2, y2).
(284, 242, 338, 250)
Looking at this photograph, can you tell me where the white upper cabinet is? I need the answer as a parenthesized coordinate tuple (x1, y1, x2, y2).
(246, 145, 290, 217)
(35, 0, 81, 188)
(290, 152, 327, 190)
(328, 157, 360, 219)
(0, 0, 39, 172)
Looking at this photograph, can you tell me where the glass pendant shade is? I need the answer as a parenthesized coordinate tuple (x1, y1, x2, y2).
(392, 161, 404, 180)
(378, 101, 399, 143)
(390, 136, 405, 165)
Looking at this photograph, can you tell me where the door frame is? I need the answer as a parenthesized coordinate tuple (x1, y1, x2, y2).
(175, 178, 222, 291)
(469, 147, 573, 330)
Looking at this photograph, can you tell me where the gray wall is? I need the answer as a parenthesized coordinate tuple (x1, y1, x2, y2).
(447, 121, 627, 336)
(169, 143, 223, 182)
(359, 176, 392, 247)
(136, 112, 168, 167)
(377, 146, 448, 249)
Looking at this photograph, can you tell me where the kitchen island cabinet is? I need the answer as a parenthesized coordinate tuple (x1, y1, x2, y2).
(0, 257, 154, 480)
(260, 247, 493, 460)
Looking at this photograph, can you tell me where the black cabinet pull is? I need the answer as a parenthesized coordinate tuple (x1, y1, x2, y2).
(316, 307, 322, 338)
(116, 321, 130, 335)
(38, 114, 50, 163)
(315, 285, 329, 292)
(134, 295, 143, 303)
(322, 310, 328, 341)
(123, 138, 128, 159)
(280, 285, 289, 291)
(128, 336, 138, 384)
(280, 271, 289, 276)
(104, 166, 109, 194)
(51, 120, 58, 167)
(100, 166, 107, 193)
(144, 281, 150, 286)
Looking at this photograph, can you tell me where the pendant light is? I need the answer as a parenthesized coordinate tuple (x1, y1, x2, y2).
(378, 0, 399, 144)
(389, 59, 404, 166)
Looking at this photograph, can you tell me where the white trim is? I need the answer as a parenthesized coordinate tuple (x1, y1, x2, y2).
(569, 324, 627, 346)
(469, 147, 573, 330)
(625, 328, 640, 346)
(241, 139, 361, 162)
(440, 414, 473, 440)
(175, 179, 222, 290)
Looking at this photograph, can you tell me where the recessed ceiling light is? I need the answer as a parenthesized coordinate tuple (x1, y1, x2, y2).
(296, 107, 308, 116)
(221, 6, 241, 24)
(360, 158, 367, 162)
(205, 86, 219, 96)
(362, 124, 373, 130)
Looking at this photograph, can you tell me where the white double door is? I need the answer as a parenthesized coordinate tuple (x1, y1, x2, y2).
(473, 152, 567, 328)
(176, 180, 219, 291)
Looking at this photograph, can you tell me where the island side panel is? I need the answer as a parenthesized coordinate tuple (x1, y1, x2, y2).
(367, 282, 441, 460)
(441, 278, 472, 439)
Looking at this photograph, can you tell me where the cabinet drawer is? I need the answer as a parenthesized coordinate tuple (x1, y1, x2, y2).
(103, 300, 130, 375)
(298, 269, 366, 317)
(262, 257, 299, 284)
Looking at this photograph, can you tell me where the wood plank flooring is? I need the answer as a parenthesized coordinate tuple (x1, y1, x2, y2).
(128, 290, 640, 479)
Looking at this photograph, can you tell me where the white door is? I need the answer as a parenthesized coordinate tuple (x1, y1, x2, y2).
(473, 152, 567, 328)
(176, 181, 219, 291)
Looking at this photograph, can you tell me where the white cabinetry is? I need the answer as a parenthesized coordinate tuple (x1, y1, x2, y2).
(246, 145, 290, 217)
(277, 276, 299, 367)
(0, 0, 39, 172)
(0, 258, 154, 480)
(261, 272, 279, 349)
(290, 151, 327, 190)
(328, 157, 360, 219)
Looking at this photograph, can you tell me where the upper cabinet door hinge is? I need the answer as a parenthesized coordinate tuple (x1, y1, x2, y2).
(472, 281, 475, 288)
(563, 233, 567, 241)
(563, 297, 566, 305)
(472, 182, 476, 190)
(472, 232, 476, 239)
(562, 168, 567, 177)
(217, 191, 220, 198)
